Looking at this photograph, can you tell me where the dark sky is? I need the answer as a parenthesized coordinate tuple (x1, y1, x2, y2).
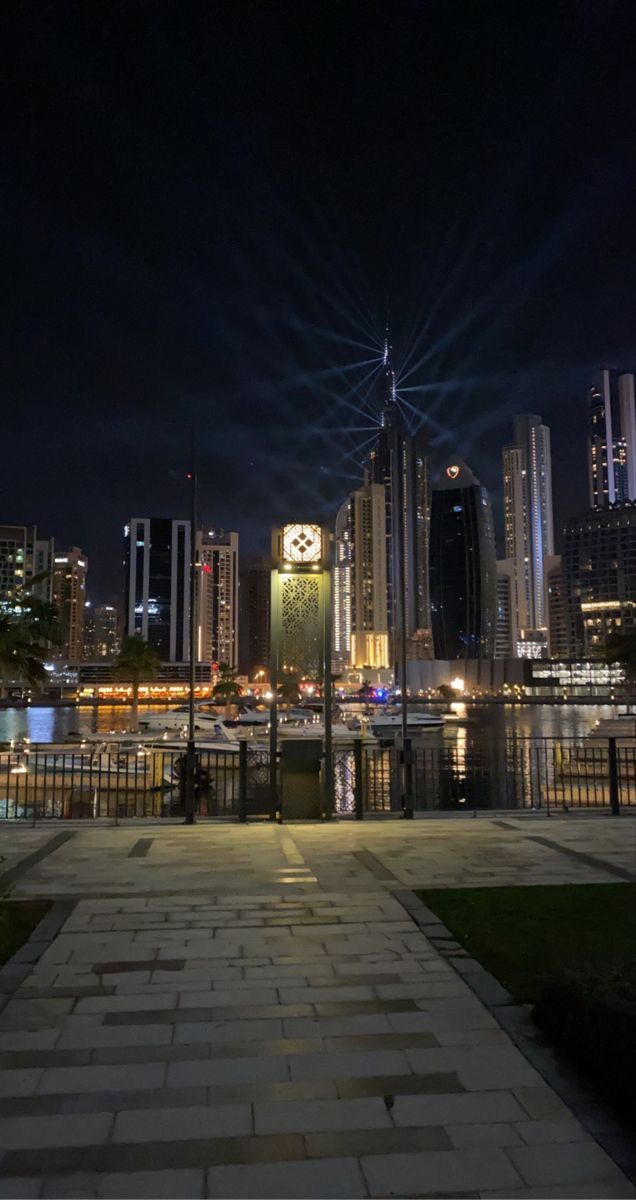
(4, 1, 636, 600)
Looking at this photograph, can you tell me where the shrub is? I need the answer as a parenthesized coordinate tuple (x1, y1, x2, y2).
(533, 966, 636, 1128)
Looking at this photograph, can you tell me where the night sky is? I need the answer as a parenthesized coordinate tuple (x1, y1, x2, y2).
(5, 1, 636, 600)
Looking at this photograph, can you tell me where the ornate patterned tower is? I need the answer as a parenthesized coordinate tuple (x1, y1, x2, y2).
(270, 524, 330, 682)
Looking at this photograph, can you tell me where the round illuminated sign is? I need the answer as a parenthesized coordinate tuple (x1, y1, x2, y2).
(446, 464, 460, 479)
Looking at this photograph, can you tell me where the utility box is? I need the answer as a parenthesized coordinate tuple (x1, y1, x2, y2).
(281, 738, 323, 819)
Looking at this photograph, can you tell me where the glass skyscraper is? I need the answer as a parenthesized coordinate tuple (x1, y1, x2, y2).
(124, 518, 190, 661)
(588, 370, 636, 507)
(563, 503, 636, 657)
(429, 459, 496, 660)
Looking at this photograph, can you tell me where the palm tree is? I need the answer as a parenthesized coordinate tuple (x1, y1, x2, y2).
(0, 615, 48, 689)
(0, 573, 62, 695)
(12, 574, 62, 648)
(213, 663, 241, 720)
(115, 636, 160, 732)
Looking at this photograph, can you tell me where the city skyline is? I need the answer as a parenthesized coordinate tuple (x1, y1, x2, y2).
(7, 370, 632, 607)
(4, 5, 636, 599)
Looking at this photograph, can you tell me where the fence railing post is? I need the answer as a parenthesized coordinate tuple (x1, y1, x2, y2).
(354, 739, 364, 820)
(401, 738, 414, 819)
(238, 741, 248, 823)
(608, 737, 620, 816)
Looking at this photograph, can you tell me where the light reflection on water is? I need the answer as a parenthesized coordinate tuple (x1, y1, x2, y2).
(0, 705, 168, 743)
(0, 702, 626, 814)
(0, 702, 619, 746)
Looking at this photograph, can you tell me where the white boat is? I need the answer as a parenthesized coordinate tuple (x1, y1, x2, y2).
(138, 705, 225, 736)
(236, 709, 271, 726)
(371, 709, 445, 737)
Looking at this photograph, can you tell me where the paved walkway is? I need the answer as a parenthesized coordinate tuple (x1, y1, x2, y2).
(0, 818, 633, 1198)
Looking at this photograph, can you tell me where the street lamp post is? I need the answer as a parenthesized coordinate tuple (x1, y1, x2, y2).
(184, 445, 198, 825)
(393, 448, 413, 817)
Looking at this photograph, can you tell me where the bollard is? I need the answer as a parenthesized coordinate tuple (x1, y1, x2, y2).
(238, 741, 247, 823)
(354, 738, 364, 820)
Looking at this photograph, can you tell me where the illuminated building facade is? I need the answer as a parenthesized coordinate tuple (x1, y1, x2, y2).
(588, 370, 636, 507)
(563, 502, 636, 657)
(51, 547, 88, 663)
(239, 557, 270, 677)
(78, 659, 213, 701)
(271, 523, 329, 680)
(502, 414, 554, 658)
(333, 500, 352, 668)
(0, 525, 54, 607)
(350, 483, 389, 668)
(429, 460, 496, 660)
(334, 485, 389, 670)
(196, 530, 239, 669)
(366, 339, 431, 662)
(124, 518, 190, 661)
(84, 602, 121, 659)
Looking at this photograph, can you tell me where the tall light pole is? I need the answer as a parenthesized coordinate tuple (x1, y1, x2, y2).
(184, 435, 198, 825)
(393, 445, 414, 817)
(322, 530, 334, 819)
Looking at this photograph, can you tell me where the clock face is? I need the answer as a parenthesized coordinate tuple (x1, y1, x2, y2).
(282, 523, 322, 563)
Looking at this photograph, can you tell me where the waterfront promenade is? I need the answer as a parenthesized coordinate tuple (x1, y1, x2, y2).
(0, 816, 633, 1198)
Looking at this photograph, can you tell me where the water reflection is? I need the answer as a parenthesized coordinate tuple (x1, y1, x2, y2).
(0, 702, 626, 815)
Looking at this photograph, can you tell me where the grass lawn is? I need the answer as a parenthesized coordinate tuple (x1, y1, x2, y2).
(418, 882, 636, 1125)
(0, 900, 51, 968)
(417, 882, 636, 1003)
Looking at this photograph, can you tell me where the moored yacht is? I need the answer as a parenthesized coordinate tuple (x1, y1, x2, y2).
(371, 708, 445, 737)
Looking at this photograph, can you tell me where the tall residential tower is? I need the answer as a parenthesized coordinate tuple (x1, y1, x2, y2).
(124, 518, 191, 661)
(429, 459, 497, 660)
(334, 483, 389, 669)
(502, 414, 554, 657)
(588, 370, 636, 506)
(51, 547, 88, 663)
(196, 530, 239, 669)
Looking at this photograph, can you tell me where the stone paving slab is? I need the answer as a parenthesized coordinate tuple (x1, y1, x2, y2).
(0, 822, 632, 1197)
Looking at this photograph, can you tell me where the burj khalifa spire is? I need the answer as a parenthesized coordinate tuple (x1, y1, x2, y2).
(366, 324, 432, 665)
(380, 324, 398, 420)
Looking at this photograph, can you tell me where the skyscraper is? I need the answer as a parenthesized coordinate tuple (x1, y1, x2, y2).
(239, 557, 271, 678)
(502, 414, 554, 657)
(335, 483, 389, 669)
(0, 526, 54, 607)
(333, 499, 352, 669)
(588, 370, 636, 506)
(196, 530, 239, 669)
(563, 503, 636, 657)
(495, 560, 516, 658)
(429, 459, 496, 660)
(85, 603, 122, 659)
(545, 555, 568, 659)
(366, 336, 431, 661)
(124, 518, 191, 661)
(51, 547, 88, 663)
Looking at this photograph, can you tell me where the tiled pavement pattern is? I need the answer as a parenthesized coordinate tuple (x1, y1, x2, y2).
(0, 819, 632, 1198)
(5, 813, 635, 899)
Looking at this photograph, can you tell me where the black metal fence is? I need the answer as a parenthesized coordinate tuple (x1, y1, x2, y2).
(333, 736, 633, 816)
(0, 736, 631, 820)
